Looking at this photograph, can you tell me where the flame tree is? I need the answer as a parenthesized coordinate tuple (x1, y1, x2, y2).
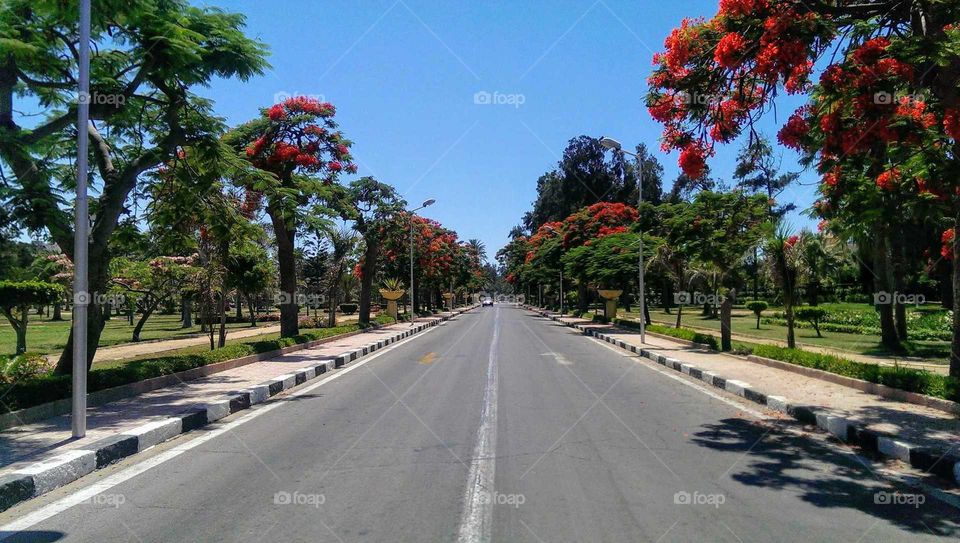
(225, 97, 357, 337)
(646, 0, 960, 374)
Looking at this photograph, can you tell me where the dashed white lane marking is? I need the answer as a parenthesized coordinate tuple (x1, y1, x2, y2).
(457, 307, 500, 543)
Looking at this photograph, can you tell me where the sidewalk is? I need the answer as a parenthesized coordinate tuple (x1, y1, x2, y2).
(528, 308, 960, 485)
(646, 314, 949, 375)
(0, 308, 473, 510)
(85, 314, 363, 364)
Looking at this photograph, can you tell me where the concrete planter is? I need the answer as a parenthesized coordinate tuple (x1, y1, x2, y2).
(597, 289, 623, 320)
(379, 289, 405, 319)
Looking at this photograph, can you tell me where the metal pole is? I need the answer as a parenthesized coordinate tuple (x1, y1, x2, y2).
(72, 0, 91, 438)
(638, 155, 646, 344)
(409, 215, 415, 326)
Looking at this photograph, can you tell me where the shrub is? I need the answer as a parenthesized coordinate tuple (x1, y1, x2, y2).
(644, 322, 720, 350)
(0, 353, 53, 384)
(339, 303, 358, 315)
(746, 301, 768, 329)
(794, 307, 828, 337)
(746, 344, 960, 402)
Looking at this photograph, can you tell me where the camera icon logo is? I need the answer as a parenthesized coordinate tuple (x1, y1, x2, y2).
(474, 91, 492, 105)
(873, 91, 893, 105)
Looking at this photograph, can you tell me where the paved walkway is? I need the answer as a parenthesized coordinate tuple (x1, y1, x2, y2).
(87, 314, 360, 364)
(542, 312, 959, 459)
(636, 314, 950, 375)
(0, 313, 436, 473)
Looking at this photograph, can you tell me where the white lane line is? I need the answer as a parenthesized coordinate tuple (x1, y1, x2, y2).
(457, 307, 500, 543)
(0, 321, 452, 539)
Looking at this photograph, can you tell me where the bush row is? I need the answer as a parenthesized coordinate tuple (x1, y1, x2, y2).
(743, 344, 960, 402)
(603, 318, 958, 403)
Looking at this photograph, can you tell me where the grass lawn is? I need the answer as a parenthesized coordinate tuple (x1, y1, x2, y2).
(0, 311, 280, 357)
(613, 304, 950, 363)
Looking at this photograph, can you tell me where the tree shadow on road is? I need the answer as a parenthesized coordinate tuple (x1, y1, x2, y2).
(690, 417, 960, 538)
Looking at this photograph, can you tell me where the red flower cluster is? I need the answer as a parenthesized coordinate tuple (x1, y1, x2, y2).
(718, 0, 767, 18)
(875, 168, 899, 191)
(784, 235, 800, 248)
(778, 107, 810, 150)
(243, 96, 356, 180)
(679, 143, 708, 179)
(945, 108, 960, 140)
(942, 228, 955, 260)
(714, 33, 746, 69)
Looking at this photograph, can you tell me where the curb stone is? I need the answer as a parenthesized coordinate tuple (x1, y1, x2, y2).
(0, 306, 477, 512)
(525, 306, 960, 486)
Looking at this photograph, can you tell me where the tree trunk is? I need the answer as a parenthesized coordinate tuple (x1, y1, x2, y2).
(675, 304, 682, 329)
(785, 302, 796, 349)
(247, 294, 257, 326)
(271, 209, 299, 338)
(235, 293, 243, 320)
(15, 324, 26, 355)
(577, 280, 588, 313)
(54, 253, 109, 374)
(52, 301, 62, 321)
(132, 299, 160, 342)
(218, 290, 228, 348)
(181, 296, 192, 328)
(874, 237, 900, 349)
(720, 289, 735, 351)
(358, 235, 379, 325)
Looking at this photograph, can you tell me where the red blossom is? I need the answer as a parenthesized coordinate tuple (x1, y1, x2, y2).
(945, 109, 960, 140)
(875, 168, 900, 191)
(679, 143, 707, 179)
(714, 33, 746, 69)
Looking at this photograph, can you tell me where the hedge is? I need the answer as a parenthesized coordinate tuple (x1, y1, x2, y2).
(0, 315, 398, 414)
(744, 344, 960, 402)
(561, 312, 957, 402)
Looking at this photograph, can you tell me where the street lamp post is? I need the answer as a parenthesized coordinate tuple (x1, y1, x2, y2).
(72, 0, 92, 439)
(408, 199, 435, 325)
(599, 137, 645, 344)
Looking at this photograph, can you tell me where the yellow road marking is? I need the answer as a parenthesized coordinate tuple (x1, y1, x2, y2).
(419, 352, 437, 365)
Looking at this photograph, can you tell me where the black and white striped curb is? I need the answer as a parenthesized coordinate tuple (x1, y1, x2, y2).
(0, 307, 476, 512)
(527, 307, 960, 486)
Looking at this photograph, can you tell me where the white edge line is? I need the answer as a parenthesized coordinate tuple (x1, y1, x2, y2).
(0, 318, 455, 538)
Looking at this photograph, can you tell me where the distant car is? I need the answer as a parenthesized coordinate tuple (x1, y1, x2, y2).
(482, 298, 494, 306)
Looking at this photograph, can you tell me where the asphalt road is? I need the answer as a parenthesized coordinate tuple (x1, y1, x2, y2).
(2, 306, 958, 542)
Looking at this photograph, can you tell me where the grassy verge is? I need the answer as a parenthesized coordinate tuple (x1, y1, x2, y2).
(0, 314, 396, 414)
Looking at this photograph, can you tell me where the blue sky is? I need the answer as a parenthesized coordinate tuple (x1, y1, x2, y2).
(200, 0, 819, 261)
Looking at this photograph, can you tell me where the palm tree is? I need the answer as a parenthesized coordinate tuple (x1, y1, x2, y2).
(467, 239, 487, 263)
(648, 243, 704, 328)
(764, 226, 805, 349)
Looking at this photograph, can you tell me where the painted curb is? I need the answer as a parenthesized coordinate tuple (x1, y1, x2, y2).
(525, 306, 960, 486)
(0, 306, 477, 512)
